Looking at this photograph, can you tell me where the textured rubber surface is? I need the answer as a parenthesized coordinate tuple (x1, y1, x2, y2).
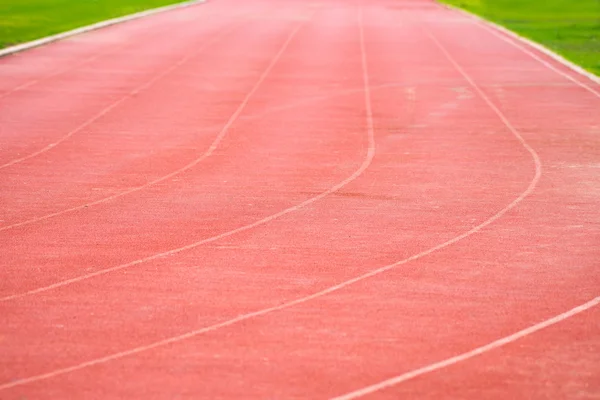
(1, 0, 599, 398)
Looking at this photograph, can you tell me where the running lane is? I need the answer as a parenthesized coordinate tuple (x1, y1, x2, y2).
(1, 0, 599, 399)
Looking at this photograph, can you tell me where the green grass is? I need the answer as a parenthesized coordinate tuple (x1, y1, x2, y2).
(439, 0, 600, 76)
(0, 0, 191, 49)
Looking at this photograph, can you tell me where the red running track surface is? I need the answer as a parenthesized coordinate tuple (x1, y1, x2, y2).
(1, 0, 599, 398)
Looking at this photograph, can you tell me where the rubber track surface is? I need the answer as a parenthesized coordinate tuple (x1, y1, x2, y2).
(1, 0, 599, 398)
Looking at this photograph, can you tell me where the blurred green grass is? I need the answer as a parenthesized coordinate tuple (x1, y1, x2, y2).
(440, 0, 600, 76)
(0, 0, 190, 49)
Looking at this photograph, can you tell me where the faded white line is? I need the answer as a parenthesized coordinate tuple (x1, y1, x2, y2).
(331, 297, 600, 400)
(327, 24, 563, 399)
(0, 81, 404, 233)
(0, 7, 377, 390)
(0, 6, 541, 392)
(0, 20, 236, 171)
(0, 3, 595, 397)
(0, 0, 206, 58)
(442, 4, 600, 98)
(0, 8, 212, 101)
(0, 19, 323, 302)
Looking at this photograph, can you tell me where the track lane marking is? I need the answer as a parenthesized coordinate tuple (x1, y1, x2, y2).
(0, 5, 378, 390)
(0, 81, 404, 233)
(0, 17, 321, 302)
(331, 297, 600, 399)
(481, 26, 600, 99)
(443, 6, 600, 99)
(0, 0, 206, 59)
(0, 20, 238, 170)
(0, 9, 210, 102)
(3, 78, 523, 235)
(328, 24, 589, 399)
(4, 4, 586, 394)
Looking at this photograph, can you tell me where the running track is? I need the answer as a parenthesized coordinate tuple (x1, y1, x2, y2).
(1, 0, 599, 398)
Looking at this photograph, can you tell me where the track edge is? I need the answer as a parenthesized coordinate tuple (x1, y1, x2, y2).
(0, 0, 206, 58)
(439, 2, 600, 86)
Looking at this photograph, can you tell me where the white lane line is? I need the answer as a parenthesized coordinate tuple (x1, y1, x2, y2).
(441, 4, 600, 98)
(331, 297, 600, 400)
(0, 0, 206, 58)
(0, 20, 237, 171)
(424, 31, 543, 193)
(2, 79, 461, 236)
(0, 7, 377, 390)
(0, 4, 211, 101)
(0, 52, 118, 100)
(0, 5, 539, 391)
(329, 24, 575, 399)
(3, 7, 589, 398)
(0, 82, 402, 234)
(0, 78, 488, 233)
(0, 20, 321, 302)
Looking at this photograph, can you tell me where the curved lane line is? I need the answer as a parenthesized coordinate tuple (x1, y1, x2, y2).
(0, 20, 320, 302)
(0, 2, 214, 101)
(443, 5, 600, 97)
(0, 82, 401, 233)
(0, 0, 206, 59)
(0, 21, 237, 171)
(329, 26, 595, 399)
(4, 6, 585, 394)
(0, 7, 378, 391)
(0, 7, 531, 390)
(331, 297, 600, 400)
(0, 5, 209, 101)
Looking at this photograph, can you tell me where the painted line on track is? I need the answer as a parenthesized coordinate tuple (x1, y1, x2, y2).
(0, 19, 319, 302)
(4, 77, 488, 236)
(331, 296, 600, 399)
(0, 46, 127, 100)
(0, 0, 206, 59)
(441, 4, 600, 99)
(0, 7, 545, 391)
(0, 81, 406, 233)
(328, 24, 599, 399)
(1, 76, 542, 233)
(0, 20, 238, 171)
(0, 7, 378, 390)
(0, 6, 212, 101)
(3, 3, 596, 395)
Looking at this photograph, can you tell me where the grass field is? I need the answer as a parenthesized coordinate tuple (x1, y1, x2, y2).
(0, 0, 190, 49)
(440, 0, 600, 76)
